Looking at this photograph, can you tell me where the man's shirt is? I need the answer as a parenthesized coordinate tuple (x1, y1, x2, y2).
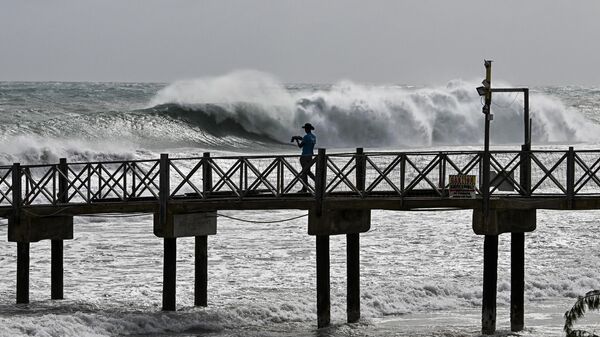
(301, 133, 316, 156)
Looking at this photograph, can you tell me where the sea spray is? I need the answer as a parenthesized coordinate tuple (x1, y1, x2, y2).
(151, 70, 600, 148)
(1, 76, 599, 165)
(0, 135, 137, 165)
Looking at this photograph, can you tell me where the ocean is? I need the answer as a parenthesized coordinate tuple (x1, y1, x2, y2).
(1, 71, 600, 336)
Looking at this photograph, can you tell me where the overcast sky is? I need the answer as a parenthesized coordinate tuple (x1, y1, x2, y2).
(1, 0, 599, 85)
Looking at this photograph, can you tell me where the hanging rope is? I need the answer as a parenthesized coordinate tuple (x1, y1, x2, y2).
(215, 213, 307, 224)
(11, 208, 309, 224)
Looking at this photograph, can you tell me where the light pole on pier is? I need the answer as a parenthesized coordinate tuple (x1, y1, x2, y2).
(476, 60, 493, 218)
(475, 60, 532, 335)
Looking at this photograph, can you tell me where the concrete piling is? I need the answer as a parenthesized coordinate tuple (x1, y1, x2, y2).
(482, 234, 498, 335)
(17, 242, 29, 304)
(162, 238, 177, 311)
(195, 235, 208, 307)
(51, 240, 64, 300)
(511, 233, 525, 331)
(346, 233, 360, 323)
(316, 235, 330, 328)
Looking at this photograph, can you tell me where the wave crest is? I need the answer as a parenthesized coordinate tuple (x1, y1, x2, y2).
(150, 71, 600, 148)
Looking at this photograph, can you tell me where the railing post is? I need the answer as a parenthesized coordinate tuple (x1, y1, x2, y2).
(131, 162, 137, 198)
(315, 148, 327, 216)
(519, 145, 531, 196)
(400, 154, 406, 193)
(438, 152, 446, 193)
(238, 158, 245, 198)
(58, 158, 68, 204)
(278, 157, 284, 196)
(159, 154, 169, 229)
(356, 148, 366, 196)
(203, 152, 212, 197)
(122, 163, 128, 200)
(12, 163, 21, 224)
(566, 147, 575, 208)
(482, 151, 490, 217)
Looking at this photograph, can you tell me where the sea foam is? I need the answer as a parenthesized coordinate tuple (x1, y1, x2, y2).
(150, 70, 600, 148)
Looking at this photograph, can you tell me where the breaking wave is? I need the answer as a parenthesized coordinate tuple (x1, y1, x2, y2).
(1, 71, 599, 165)
(149, 70, 600, 148)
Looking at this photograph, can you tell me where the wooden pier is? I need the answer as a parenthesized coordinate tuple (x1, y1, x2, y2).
(2, 146, 600, 334)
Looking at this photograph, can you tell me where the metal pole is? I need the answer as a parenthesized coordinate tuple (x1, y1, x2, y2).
(315, 148, 327, 216)
(159, 154, 169, 230)
(481, 66, 495, 335)
(523, 89, 530, 149)
(567, 147, 575, 209)
(482, 60, 492, 219)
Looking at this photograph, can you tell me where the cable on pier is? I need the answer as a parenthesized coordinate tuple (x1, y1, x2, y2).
(215, 213, 307, 224)
(11, 208, 309, 224)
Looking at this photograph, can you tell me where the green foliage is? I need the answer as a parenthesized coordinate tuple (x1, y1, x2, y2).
(564, 290, 600, 337)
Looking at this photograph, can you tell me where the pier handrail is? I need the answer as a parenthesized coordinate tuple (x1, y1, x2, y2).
(2, 148, 600, 207)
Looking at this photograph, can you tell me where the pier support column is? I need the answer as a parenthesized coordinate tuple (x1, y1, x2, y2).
(195, 235, 208, 307)
(347, 233, 360, 323)
(51, 240, 64, 299)
(163, 238, 177, 311)
(316, 235, 330, 328)
(482, 234, 498, 335)
(17, 242, 30, 304)
(511, 233, 525, 331)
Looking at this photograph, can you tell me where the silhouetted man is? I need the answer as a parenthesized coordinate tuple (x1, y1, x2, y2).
(292, 123, 316, 192)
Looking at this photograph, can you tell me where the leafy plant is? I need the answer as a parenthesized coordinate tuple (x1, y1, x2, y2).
(564, 290, 600, 337)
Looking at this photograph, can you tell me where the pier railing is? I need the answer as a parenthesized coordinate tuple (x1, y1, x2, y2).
(1, 148, 600, 207)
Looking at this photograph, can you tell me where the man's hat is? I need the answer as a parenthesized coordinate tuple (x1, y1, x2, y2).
(301, 123, 314, 130)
